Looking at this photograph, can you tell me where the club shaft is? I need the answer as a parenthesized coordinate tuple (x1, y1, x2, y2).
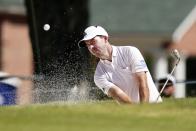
(156, 58, 179, 102)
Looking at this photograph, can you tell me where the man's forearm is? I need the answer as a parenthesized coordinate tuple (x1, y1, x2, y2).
(135, 72, 149, 103)
(108, 86, 132, 104)
(139, 85, 149, 102)
(114, 91, 132, 104)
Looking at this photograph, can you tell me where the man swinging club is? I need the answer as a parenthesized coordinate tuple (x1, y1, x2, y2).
(78, 26, 162, 104)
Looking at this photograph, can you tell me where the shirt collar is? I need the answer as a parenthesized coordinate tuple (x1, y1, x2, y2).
(112, 45, 117, 57)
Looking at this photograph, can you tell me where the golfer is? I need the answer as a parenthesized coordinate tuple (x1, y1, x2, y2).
(78, 26, 162, 104)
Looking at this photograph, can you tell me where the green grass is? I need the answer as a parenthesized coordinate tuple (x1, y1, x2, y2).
(1, 98, 196, 131)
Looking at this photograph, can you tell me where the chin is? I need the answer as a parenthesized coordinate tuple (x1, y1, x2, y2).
(94, 53, 101, 58)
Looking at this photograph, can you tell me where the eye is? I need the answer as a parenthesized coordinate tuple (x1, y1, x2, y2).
(91, 39, 95, 43)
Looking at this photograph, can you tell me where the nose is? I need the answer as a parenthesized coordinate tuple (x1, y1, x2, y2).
(88, 45, 95, 50)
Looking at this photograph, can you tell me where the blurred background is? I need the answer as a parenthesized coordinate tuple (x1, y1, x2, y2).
(0, 0, 196, 105)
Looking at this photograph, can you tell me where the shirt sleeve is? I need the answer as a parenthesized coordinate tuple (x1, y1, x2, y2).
(94, 63, 115, 95)
(127, 47, 148, 73)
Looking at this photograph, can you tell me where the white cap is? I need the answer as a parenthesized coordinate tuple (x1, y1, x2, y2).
(78, 26, 108, 47)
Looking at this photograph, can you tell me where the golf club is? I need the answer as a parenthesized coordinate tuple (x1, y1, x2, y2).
(156, 49, 181, 102)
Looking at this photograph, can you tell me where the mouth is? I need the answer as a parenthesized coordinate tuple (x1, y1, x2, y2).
(91, 50, 101, 57)
(92, 48, 100, 54)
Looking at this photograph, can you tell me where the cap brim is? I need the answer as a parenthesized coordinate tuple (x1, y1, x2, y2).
(78, 34, 97, 48)
(78, 40, 86, 48)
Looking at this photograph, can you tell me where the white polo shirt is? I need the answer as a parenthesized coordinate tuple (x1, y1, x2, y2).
(94, 46, 162, 103)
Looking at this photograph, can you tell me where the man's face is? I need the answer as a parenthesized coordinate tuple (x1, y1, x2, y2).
(84, 36, 108, 59)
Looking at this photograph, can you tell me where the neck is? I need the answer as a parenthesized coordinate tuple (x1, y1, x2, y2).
(101, 43, 112, 61)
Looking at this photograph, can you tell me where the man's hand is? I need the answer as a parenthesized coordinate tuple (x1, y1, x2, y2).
(135, 72, 149, 102)
(108, 85, 132, 104)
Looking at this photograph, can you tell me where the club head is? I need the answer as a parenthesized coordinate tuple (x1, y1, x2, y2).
(172, 49, 180, 59)
(172, 49, 180, 65)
